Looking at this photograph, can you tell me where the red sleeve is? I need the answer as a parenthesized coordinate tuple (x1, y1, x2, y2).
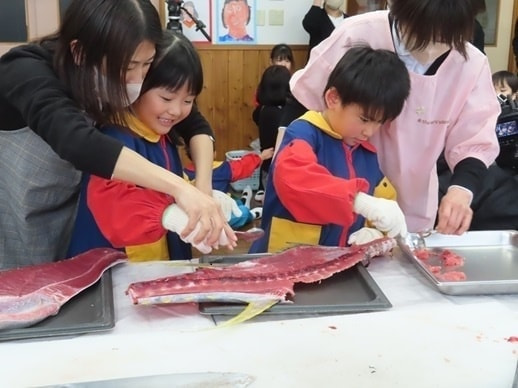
(273, 140, 369, 226)
(87, 175, 174, 247)
(229, 153, 262, 182)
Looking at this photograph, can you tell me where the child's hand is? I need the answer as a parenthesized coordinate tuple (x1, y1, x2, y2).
(348, 227, 384, 245)
(260, 147, 274, 160)
(353, 192, 407, 238)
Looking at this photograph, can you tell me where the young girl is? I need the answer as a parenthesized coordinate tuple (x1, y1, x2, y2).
(250, 47, 410, 253)
(252, 65, 292, 190)
(67, 31, 231, 261)
(270, 44, 295, 72)
(0, 0, 234, 269)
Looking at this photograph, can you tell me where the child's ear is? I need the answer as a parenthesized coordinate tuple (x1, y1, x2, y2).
(324, 87, 341, 109)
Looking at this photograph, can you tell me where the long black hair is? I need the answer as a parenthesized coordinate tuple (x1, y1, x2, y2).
(256, 65, 291, 107)
(45, 0, 162, 125)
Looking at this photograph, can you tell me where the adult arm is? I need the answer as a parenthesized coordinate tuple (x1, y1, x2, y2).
(302, 1, 325, 34)
(439, 59, 500, 235)
(173, 105, 215, 196)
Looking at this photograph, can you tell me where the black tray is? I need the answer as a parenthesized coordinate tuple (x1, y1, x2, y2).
(198, 254, 391, 317)
(0, 270, 115, 341)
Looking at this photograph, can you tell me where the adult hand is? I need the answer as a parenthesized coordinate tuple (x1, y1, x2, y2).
(162, 204, 213, 253)
(436, 186, 473, 235)
(348, 227, 384, 245)
(172, 184, 237, 249)
(353, 192, 408, 238)
(212, 190, 243, 220)
(260, 147, 274, 161)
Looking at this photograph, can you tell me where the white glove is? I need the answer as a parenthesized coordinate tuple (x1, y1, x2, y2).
(162, 204, 212, 254)
(353, 192, 408, 238)
(212, 190, 243, 221)
(348, 227, 384, 245)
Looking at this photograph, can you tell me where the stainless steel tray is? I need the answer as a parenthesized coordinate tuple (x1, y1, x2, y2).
(401, 230, 518, 295)
(0, 270, 115, 341)
(198, 253, 392, 316)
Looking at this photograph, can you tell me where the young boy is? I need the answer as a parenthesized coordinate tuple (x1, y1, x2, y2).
(249, 46, 411, 253)
(492, 70, 518, 103)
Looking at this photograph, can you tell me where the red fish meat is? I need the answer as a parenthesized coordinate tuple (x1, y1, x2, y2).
(126, 238, 396, 305)
(0, 248, 127, 330)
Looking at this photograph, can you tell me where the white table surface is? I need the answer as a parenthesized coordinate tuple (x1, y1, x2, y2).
(1, 250, 517, 388)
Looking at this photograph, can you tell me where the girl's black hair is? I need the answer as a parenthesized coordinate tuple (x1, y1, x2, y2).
(492, 71, 518, 93)
(256, 65, 291, 107)
(390, 0, 474, 59)
(141, 30, 203, 97)
(270, 44, 294, 66)
(46, 0, 162, 126)
(325, 46, 410, 123)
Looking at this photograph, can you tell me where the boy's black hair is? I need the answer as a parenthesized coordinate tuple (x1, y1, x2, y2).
(390, 0, 474, 59)
(324, 46, 410, 123)
(141, 30, 203, 97)
(270, 44, 294, 65)
(492, 70, 518, 94)
(256, 65, 292, 107)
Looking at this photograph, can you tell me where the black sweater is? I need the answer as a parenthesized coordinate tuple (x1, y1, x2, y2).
(0, 43, 213, 179)
(302, 6, 348, 60)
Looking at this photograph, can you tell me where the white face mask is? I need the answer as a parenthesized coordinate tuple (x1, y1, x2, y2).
(126, 83, 143, 105)
(326, 0, 344, 11)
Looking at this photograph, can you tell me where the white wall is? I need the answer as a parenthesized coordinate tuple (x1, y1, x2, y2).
(485, 0, 513, 72)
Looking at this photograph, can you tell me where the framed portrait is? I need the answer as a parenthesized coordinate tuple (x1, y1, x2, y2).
(216, 0, 256, 44)
(178, 0, 213, 43)
(477, 0, 500, 46)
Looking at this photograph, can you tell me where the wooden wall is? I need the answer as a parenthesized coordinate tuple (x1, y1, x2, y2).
(193, 44, 308, 160)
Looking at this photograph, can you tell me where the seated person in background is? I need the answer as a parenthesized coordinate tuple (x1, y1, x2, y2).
(67, 31, 235, 261)
(249, 47, 410, 253)
(303, 0, 348, 62)
(252, 65, 292, 192)
(492, 70, 518, 102)
(269, 43, 295, 73)
(184, 145, 273, 229)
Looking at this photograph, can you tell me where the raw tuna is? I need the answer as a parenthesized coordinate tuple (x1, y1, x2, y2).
(0, 248, 127, 330)
(127, 238, 396, 305)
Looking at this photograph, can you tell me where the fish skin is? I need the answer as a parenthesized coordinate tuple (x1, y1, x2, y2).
(0, 248, 127, 331)
(127, 238, 396, 304)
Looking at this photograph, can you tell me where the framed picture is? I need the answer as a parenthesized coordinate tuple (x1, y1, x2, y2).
(178, 0, 213, 43)
(216, 0, 256, 44)
(477, 0, 500, 46)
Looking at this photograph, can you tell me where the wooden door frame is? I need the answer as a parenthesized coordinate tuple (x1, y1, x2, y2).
(508, 0, 518, 72)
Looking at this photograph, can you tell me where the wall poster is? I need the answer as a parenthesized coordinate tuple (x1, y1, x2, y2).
(216, 0, 256, 44)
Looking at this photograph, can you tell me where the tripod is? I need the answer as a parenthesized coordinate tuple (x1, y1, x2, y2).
(166, 0, 211, 42)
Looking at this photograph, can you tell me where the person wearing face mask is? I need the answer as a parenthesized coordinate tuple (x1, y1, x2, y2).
(282, 0, 500, 236)
(0, 0, 236, 269)
(302, 0, 348, 62)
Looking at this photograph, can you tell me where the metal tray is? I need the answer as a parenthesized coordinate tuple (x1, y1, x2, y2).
(401, 230, 518, 295)
(198, 253, 392, 316)
(0, 270, 115, 341)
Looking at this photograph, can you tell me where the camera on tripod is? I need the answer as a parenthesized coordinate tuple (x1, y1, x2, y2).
(495, 95, 518, 171)
(167, 0, 184, 33)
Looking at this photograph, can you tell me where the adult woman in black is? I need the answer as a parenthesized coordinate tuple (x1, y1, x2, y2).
(0, 0, 235, 268)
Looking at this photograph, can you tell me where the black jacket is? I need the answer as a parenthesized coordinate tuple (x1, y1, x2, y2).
(0, 43, 213, 179)
(302, 6, 348, 60)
